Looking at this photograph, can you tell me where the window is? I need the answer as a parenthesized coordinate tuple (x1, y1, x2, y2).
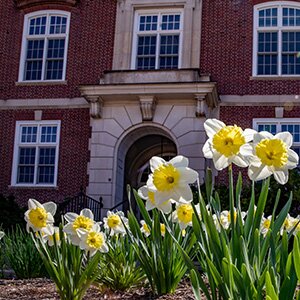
(131, 9, 183, 70)
(253, 118, 300, 162)
(19, 10, 70, 82)
(12, 121, 61, 186)
(253, 2, 300, 76)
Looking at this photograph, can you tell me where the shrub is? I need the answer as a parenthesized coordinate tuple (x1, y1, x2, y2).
(4, 225, 46, 279)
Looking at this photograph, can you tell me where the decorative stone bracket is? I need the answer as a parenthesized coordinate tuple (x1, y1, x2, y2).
(139, 96, 156, 121)
(195, 94, 207, 117)
(85, 96, 103, 119)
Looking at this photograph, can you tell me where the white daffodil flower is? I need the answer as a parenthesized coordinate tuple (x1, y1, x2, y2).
(63, 209, 95, 246)
(240, 131, 299, 184)
(291, 217, 300, 235)
(280, 214, 295, 235)
(140, 220, 151, 237)
(218, 209, 247, 230)
(0, 231, 4, 240)
(78, 223, 108, 256)
(103, 211, 128, 236)
(138, 185, 172, 214)
(41, 225, 61, 246)
(202, 118, 256, 170)
(172, 203, 200, 230)
(146, 155, 198, 204)
(260, 215, 272, 237)
(24, 199, 57, 232)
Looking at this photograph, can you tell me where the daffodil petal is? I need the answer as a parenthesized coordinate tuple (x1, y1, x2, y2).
(286, 149, 299, 167)
(253, 131, 273, 144)
(43, 202, 57, 216)
(178, 167, 198, 184)
(248, 164, 272, 181)
(275, 132, 293, 148)
(231, 153, 249, 168)
(150, 156, 166, 172)
(213, 153, 229, 170)
(81, 208, 94, 220)
(244, 129, 257, 142)
(138, 185, 149, 199)
(273, 169, 289, 185)
(204, 119, 226, 138)
(202, 140, 213, 158)
(159, 201, 173, 214)
(174, 185, 193, 203)
(64, 212, 78, 223)
(169, 155, 189, 168)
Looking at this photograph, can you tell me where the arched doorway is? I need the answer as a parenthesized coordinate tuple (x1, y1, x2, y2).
(114, 126, 177, 210)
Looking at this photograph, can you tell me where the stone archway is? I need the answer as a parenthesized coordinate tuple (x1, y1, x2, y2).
(114, 125, 178, 206)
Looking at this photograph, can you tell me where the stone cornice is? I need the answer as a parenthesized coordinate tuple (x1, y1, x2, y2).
(15, 0, 78, 9)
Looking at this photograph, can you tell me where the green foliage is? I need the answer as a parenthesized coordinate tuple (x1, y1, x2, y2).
(179, 169, 299, 300)
(126, 189, 197, 296)
(33, 225, 100, 300)
(0, 194, 25, 231)
(4, 225, 46, 279)
(97, 234, 146, 291)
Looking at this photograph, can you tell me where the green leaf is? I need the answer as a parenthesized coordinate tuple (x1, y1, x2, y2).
(293, 234, 300, 281)
(190, 269, 211, 300)
(265, 271, 278, 300)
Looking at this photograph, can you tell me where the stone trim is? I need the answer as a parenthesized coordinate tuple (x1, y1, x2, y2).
(113, 0, 202, 70)
(15, 0, 78, 9)
(139, 96, 156, 121)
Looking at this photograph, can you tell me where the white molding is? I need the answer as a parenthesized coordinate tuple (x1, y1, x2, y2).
(18, 10, 71, 82)
(0, 97, 88, 109)
(252, 1, 300, 77)
(11, 120, 61, 187)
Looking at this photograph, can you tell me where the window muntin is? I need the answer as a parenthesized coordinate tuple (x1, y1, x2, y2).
(132, 10, 183, 70)
(12, 121, 60, 186)
(253, 119, 300, 164)
(19, 11, 70, 82)
(253, 2, 300, 76)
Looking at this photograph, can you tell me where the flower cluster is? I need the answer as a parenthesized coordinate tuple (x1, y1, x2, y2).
(203, 119, 299, 184)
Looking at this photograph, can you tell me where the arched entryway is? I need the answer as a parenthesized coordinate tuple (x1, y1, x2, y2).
(114, 125, 178, 208)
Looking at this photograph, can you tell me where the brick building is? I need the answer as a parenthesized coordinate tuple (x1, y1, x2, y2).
(0, 0, 299, 212)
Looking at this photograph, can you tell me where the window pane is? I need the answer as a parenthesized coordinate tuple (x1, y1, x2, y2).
(161, 14, 181, 30)
(45, 39, 65, 80)
(159, 35, 179, 69)
(25, 40, 44, 81)
(17, 147, 36, 183)
(29, 16, 47, 35)
(257, 124, 277, 135)
(26, 40, 44, 59)
(258, 8, 277, 27)
(136, 36, 156, 70)
(25, 60, 43, 80)
(41, 126, 58, 143)
(139, 15, 158, 31)
(50, 16, 67, 34)
(38, 148, 56, 183)
(282, 8, 300, 26)
(257, 54, 278, 75)
(47, 39, 65, 59)
(282, 124, 300, 142)
(21, 126, 38, 143)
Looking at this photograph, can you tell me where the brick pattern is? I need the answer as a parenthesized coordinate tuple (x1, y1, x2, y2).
(200, 0, 300, 95)
(0, 108, 90, 207)
(0, 0, 116, 100)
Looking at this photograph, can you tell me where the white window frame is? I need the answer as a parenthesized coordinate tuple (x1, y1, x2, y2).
(11, 120, 61, 187)
(252, 1, 300, 77)
(131, 8, 184, 70)
(253, 118, 300, 163)
(18, 10, 71, 82)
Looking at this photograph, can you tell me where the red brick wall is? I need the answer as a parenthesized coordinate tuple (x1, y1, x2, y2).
(0, 108, 90, 207)
(200, 0, 300, 95)
(0, 0, 116, 100)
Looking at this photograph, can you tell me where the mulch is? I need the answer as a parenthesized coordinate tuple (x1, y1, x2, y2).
(0, 278, 205, 300)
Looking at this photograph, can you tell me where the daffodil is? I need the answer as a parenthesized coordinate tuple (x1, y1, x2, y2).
(172, 203, 200, 229)
(291, 217, 300, 235)
(78, 223, 108, 256)
(24, 199, 57, 232)
(63, 209, 95, 245)
(160, 223, 166, 237)
(280, 214, 295, 235)
(103, 211, 128, 236)
(42, 225, 62, 246)
(240, 131, 299, 184)
(202, 119, 256, 170)
(0, 231, 4, 240)
(217, 209, 246, 230)
(140, 220, 151, 237)
(138, 185, 172, 214)
(260, 216, 272, 237)
(146, 155, 198, 204)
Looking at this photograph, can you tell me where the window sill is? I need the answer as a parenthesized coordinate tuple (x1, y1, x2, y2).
(8, 185, 59, 190)
(250, 76, 300, 81)
(15, 80, 68, 86)
(16, 0, 78, 9)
